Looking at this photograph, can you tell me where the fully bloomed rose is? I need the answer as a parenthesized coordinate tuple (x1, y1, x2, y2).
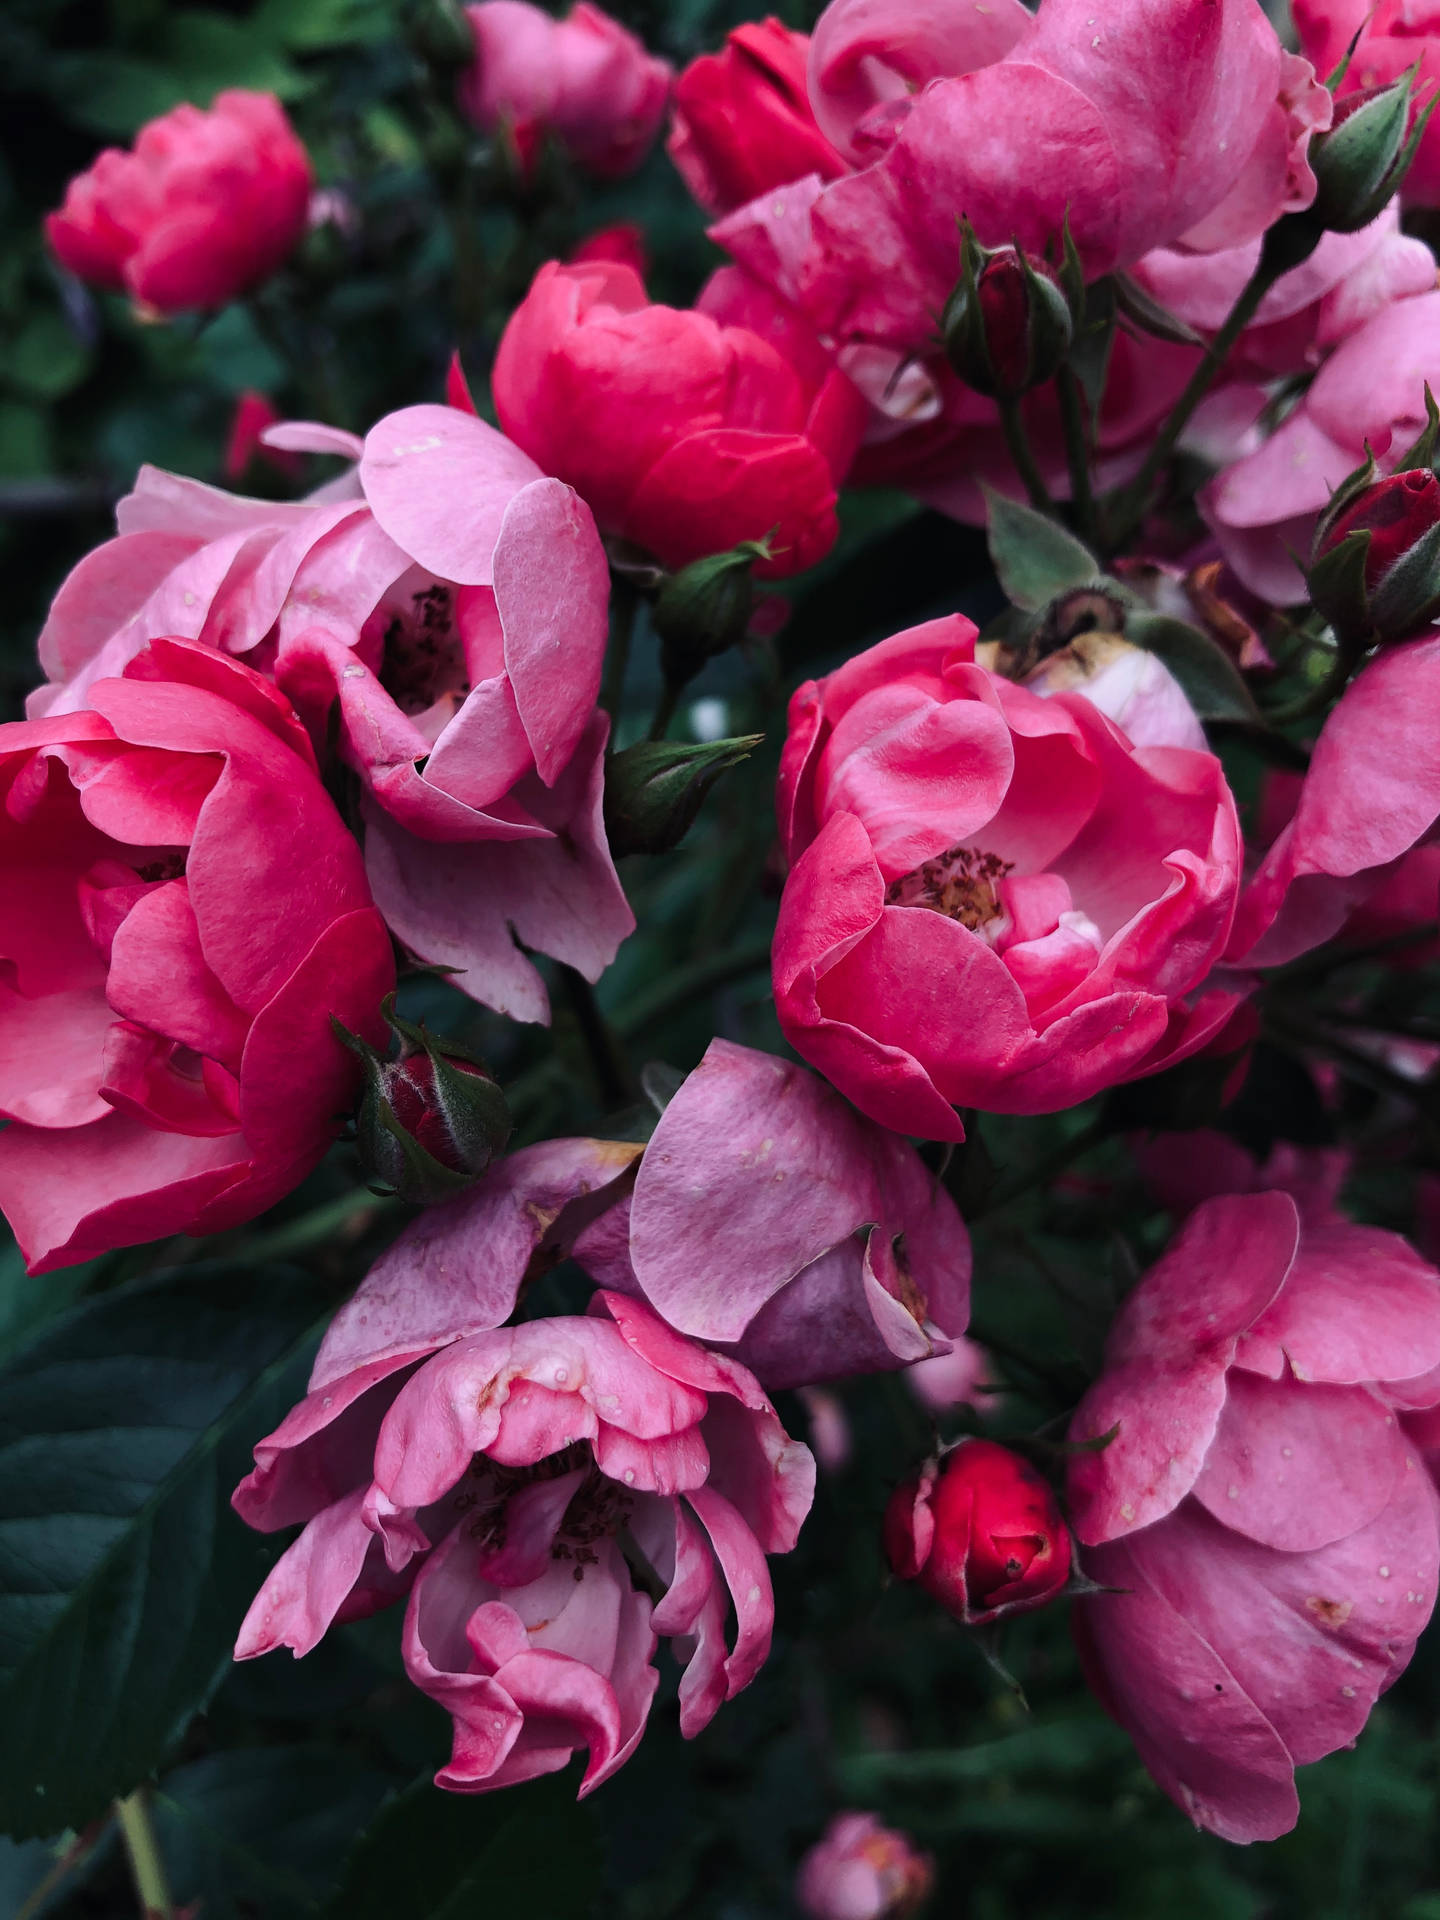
(28, 404, 630, 1023)
(1294, 0, 1440, 206)
(458, 1, 671, 178)
(773, 617, 1243, 1139)
(492, 259, 866, 578)
(710, 0, 1328, 357)
(45, 91, 312, 314)
(1203, 288, 1440, 603)
(331, 1039, 971, 1393)
(0, 638, 394, 1273)
(1068, 1191, 1440, 1842)
(233, 1157, 814, 1795)
(668, 19, 847, 216)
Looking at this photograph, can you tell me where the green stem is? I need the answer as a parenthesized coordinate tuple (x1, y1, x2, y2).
(647, 680, 681, 743)
(600, 579, 638, 720)
(1056, 365, 1100, 551)
(1262, 636, 1365, 727)
(115, 1790, 172, 1920)
(1103, 229, 1310, 548)
(559, 964, 638, 1108)
(997, 395, 1055, 514)
(612, 933, 773, 1037)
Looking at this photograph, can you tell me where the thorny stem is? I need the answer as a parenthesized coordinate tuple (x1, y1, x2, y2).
(1056, 364, 1100, 551)
(968, 1112, 1110, 1219)
(997, 395, 1055, 514)
(114, 1789, 173, 1920)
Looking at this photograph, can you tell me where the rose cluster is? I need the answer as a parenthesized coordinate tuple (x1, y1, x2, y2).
(17, 0, 1440, 1894)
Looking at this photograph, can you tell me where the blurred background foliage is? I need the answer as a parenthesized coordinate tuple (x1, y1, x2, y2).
(5, 1, 1440, 1917)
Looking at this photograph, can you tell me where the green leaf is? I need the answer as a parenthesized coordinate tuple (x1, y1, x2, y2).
(983, 489, 1100, 612)
(152, 1746, 396, 1918)
(160, 12, 309, 101)
(252, 0, 391, 48)
(0, 1240, 98, 1368)
(1124, 610, 1262, 722)
(320, 1771, 602, 1920)
(45, 53, 188, 137)
(0, 1264, 328, 1838)
(1112, 273, 1204, 348)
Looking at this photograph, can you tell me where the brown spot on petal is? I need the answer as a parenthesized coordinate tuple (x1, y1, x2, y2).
(1306, 1596, 1353, 1629)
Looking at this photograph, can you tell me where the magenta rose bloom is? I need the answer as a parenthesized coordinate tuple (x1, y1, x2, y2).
(233, 1212, 814, 1796)
(772, 615, 1243, 1139)
(0, 638, 394, 1272)
(493, 258, 866, 578)
(458, 1, 671, 178)
(1068, 1191, 1440, 1843)
(712, 0, 1328, 358)
(45, 90, 312, 314)
(796, 1813, 933, 1920)
(29, 403, 629, 1023)
(319, 1038, 971, 1394)
(669, 19, 847, 217)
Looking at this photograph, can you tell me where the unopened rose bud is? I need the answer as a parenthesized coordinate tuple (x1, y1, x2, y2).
(1310, 72, 1437, 232)
(941, 226, 1074, 400)
(1021, 631, 1206, 751)
(604, 733, 762, 856)
(335, 997, 511, 1205)
(884, 1438, 1071, 1625)
(1311, 467, 1440, 644)
(652, 539, 770, 689)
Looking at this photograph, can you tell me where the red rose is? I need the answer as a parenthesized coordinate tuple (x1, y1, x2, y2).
(669, 19, 847, 217)
(493, 259, 865, 577)
(46, 91, 312, 314)
(885, 1438, 1072, 1624)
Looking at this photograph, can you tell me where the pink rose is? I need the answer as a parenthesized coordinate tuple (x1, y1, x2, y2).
(796, 1813, 932, 1920)
(669, 19, 847, 217)
(711, 0, 1327, 356)
(1226, 635, 1440, 965)
(28, 404, 631, 1024)
(596, 1038, 972, 1389)
(1295, 0, 1440, 206)
(1134, 1129, 1350, 1226)
(773, 616, 1244, 1140)
(45, 91, 312, 314)
(493, 258, 866, 578)
(458, 1, 671, 178)
(1202, 288, 1440, 603)
(233, 1264, 814, 1796)
(323, 1039, 971, 1393)
(1068, 1191, 1440, 1842)
(1132, 208, 1437, 380)
(0, 638, 394, 1273)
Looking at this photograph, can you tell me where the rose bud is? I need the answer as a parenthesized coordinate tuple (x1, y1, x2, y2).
(604, 734, 763, 857)
(1310, 466, 1440, 644)
(884, 1438, 1072, 1625)
(337, 997, 511, 1206)
(796, 1813, 933, 1920)
(941, 226, 1074, 401)
(1310, 72, 1436, 234)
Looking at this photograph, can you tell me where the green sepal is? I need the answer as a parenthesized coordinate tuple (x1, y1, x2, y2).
(1112, 273, 1204, 348)
(1305, 527, 1375, 644)
(1123, 610, 1262, 722)
(1314, 442, 1379, 547)
(604, 734, 763, 858)
(1368, 516, 1440, 636)
(1395, 382, 1440, 474)
(652, 540, 770, 688)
